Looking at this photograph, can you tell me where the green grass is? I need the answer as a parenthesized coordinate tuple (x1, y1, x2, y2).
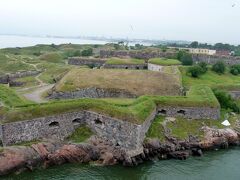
(146, 116, 166, 142)
(180, 66, 240, 90)
(36, 63, 71, 84)
(1, 85, 219, 125)
(39, 52, 64, 63)
(0, 85, 33, 107)
(106, 57, 145, 65)
(167, 117, 226, 140)
(148, 58, 181, 66)
(67, 125, 94, 143)
(0, 54, 35, 75)
(13, 140, 42, 147)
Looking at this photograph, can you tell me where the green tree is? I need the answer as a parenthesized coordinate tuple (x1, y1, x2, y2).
(81, 48, 93, 56)
(180, 53, 193, 65)
(190, 41, 199, 48)
(198, 62, 208, 73)
(230, 65, 240, 75)
(187, 65, 203, 78)
(212, 61, 226, 74)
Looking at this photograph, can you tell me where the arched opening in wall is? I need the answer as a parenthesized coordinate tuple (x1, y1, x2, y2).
(158, 109, 166, 115)
(116, 142, 120, 147)
(136, 67, 139, 70)
(94, 118, 103, 125)
(49, 121, 60, 128)
(177, 110, 186, 115)
(125, 67, 128, 69)
(72, 118, 83, 127)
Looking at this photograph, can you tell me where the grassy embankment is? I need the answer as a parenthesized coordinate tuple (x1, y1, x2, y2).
(105, 57, 145, 65)
(146, 110, 238, 142)
(180, 66, 240, 90)
(67, 125, 94, 143)
(148, 58, 182, 66)
(54, 68, 182, 96)
(1, 85, 219, 125)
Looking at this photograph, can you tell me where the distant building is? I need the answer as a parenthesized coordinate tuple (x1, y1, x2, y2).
(216, 50, 231, 56)
(189, 48, 216, 55)
(168, 47, 216, 55)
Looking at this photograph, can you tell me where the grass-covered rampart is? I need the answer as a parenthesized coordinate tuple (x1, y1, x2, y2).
(1, 85, 219, 125)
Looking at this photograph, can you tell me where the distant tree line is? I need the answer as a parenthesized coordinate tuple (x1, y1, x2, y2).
(168, 41, 240, 56)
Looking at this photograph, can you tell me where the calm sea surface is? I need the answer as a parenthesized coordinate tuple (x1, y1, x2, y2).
(3, 147, 240, 180)
(0, 35, 110, 49)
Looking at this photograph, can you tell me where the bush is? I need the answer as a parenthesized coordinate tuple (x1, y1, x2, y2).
(198, 62, 208, 73)
(213, 89, 240, 113)
(230, 64, 240, 75)
(81, 48, 93, 56)
(188, 66, 203, 78)
(212, 61, 225, 74)
(180, 53, 193, 66)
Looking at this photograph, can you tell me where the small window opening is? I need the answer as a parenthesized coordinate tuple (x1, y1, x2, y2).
(94, 118, 103, 125)
(49, 121, 59, 127)
(177, 110, 186, 115)
(158, 109, 166, 114)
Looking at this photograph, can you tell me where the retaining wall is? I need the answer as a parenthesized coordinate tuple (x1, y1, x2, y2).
(103, 64, 147, 70)
(148, 63, 163, 72)
(0, 110, 156, 157)
(68, 57, 107, 67)
(229, 91, 240, 100)
(157, 106, 220, 120)
(192, 55, 240, 65)
(0, 71, 41, 84)
(48, 87, 137, 99)
(100, 50, 177, 60)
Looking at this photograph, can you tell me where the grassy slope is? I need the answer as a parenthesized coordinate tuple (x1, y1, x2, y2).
(106, 57, 145, 65)
(1, 85, 218, 124)
(180, 66, 240, 90)
(55, 68, 181, 96)
(67, 125, 94, 143)
(148, 58, 181, 66)
(0, 85, 33, 107)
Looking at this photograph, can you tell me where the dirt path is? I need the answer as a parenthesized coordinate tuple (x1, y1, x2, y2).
(7, 54, 55, 103)
(23, 84, 54, 103)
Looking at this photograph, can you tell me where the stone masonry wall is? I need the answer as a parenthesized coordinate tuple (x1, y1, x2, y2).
(48, 87, 137, 99)
(0, 71, 41, 84)
(157, 106, 220, 120)
(0, 110, 156, 157)
(229, 91, 240, 100)
(100, 50, 177, 60)
(68, 57, 107, 67)
(192, 54, 240, 65)
(148, 63, 163, 72)
(103, 64, 147, 70)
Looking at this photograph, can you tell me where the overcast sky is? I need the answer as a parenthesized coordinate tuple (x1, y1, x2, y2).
(0, 0, 239, 44)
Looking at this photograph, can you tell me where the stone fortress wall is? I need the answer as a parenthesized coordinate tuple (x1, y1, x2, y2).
(192, 54, 240, 65)
(0, 104, 220, 156)
(48, 87, 137, 99)
(68, 57, 107, 67)
(0, 70, 41, 84)
(103, 64, 147, 70)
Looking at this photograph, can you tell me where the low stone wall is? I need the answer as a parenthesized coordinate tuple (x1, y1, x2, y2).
(157, 106, 220, 120)
(48, 87, 137, 99)
(192, 54, 240, 65)
(148, 63, 163, 72)
(68, 57, 107, 67)
(103, 64, 147, 70)
(229, 91, 240, 100)
(100, 50, 177, 60)
(0, 71, 41, 84)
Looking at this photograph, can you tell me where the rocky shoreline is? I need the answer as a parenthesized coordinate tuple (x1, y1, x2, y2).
(0, 126, 239, 176)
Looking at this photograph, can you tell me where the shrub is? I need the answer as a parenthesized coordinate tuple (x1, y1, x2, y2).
(180, 53, 193, 66)
(213, 89, 240, 113)
(81, 48, 93, 56)
(187, 65, 203, 78)
(198, 62, 208, 73)
(230, 64, 240, 75)
(212, 61, 225, 74)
